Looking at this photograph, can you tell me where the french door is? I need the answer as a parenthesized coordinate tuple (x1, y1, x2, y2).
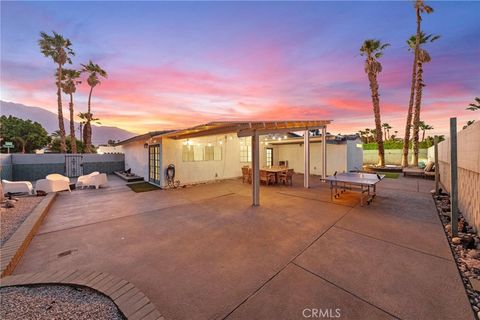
(149, 144, 161, 185)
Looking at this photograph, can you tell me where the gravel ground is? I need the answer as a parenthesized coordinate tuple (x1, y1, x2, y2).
(0, 285, 125, 320)
(0, 196, 43, 246)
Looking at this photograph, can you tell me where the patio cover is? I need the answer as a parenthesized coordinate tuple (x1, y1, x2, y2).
(157, 120, 331, 140)
(156, 120, 332, 206)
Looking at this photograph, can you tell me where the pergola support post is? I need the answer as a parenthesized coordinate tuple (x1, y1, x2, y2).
(322, 126, 327, 179)
(252, 131, 260, 206)
(304, 130, 310, 188)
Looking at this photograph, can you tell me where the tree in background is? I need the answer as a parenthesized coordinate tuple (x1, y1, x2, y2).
(78, 112, 101, 144)
(360, 39, 389, 167)
(81, 61, 107, 153)
(382, 123, 392, 140)
(60, 68, 82, 153)
(464, 97, 480, 129)
(419, 121, 433, 141)
(50, 135, 87, 153)
(0, 116, 51, 153)
(401, 0, 434, 167)
(410, 32, 440, 165)
(38, 31, 74, 153)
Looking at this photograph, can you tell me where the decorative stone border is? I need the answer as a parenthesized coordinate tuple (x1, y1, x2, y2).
(0, 193, 57, 277)
(0, 269, 164, 320)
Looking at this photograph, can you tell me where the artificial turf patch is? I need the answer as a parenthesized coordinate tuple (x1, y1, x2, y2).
(378, 172, 400, 179)
(127, 182, 161, 193)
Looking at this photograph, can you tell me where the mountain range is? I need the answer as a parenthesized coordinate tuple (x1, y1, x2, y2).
(0, 101, 135, 145)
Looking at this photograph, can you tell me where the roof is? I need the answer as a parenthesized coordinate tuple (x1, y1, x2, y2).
(158, 120, 332, 140)
(115, 130, 174, 146)
(116, 120, 332, 145)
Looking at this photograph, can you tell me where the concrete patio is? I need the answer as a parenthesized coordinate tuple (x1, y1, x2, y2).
(12, 175, 473, 319)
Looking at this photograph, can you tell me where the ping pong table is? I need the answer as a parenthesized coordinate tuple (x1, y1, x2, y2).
(325, 172, 385, 206)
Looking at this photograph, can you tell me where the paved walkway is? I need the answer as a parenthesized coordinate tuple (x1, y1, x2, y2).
(13, 175, 472, 319)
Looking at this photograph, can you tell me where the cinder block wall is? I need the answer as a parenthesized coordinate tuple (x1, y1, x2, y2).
(363, 149, 428, 165)
(435, 122, 480, 231)
(8, 154, 125, 181)
(0, 154, 13, 180)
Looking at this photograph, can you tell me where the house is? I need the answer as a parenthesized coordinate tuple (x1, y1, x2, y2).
(116, 121, 363, 193)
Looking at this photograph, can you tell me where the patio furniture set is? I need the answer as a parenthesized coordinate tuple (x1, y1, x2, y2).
(2, 172, 108, 196)
(242, 166, 294, 186)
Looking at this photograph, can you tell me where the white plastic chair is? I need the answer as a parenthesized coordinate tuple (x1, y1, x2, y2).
(1, 180, 34, 195)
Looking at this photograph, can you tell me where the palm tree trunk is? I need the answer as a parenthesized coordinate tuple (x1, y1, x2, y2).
(69, 94, 77, 153)
(422, 130, 425, 142)
(401, 7, 422, 167)
(412, 61, 424, 166)
(56, 64, 67, 153)
(368, 72, 385, 167)
(84, 86, 94, 153)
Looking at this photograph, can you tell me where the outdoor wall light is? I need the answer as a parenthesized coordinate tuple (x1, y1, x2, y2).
(143, 143, 148, 149)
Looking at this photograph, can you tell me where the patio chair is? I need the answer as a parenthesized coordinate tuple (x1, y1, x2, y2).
(279, 169, 294, 186)
(35, 174, 71, 193)
(260, 170, 275, 186)
(2, 179, 34, 195)
(76, 172, 108, 189)
(241, 166, 251, 184)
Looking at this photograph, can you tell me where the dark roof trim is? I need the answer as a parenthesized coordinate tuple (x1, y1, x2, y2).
(115, 130, 174, 146)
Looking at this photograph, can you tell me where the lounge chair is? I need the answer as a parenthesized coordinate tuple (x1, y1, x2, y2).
(402, 161, 435, 179)
(76, 172, 108, 189)
(2, 180, 34, 195)
(35, 174, 71, 193)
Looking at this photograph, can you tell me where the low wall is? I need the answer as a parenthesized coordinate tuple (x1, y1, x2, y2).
(433, 122, 480, 231)
(3, 154, 124, 181)
(363, 149, 428, 165)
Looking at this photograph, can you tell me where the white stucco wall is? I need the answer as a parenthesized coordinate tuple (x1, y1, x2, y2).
(347, 139, 364, 171)
(120, 140, 149, 180)
(161, 134, 245, 187)
(272, 142, 348, 176)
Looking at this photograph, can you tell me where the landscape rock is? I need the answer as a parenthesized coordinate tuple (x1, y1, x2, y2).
(452, 237, 462, 245)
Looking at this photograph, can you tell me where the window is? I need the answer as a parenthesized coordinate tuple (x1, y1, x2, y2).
(205, 145, 214, 161)
(239, 137, 252, 163)
(182, 144, 222, 162)
(266, 148, 273, 166)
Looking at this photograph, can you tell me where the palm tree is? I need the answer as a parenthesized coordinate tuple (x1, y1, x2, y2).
(419, 121, 433, 141)
(382, 123, 392, 140)
(59, 69, 81, 153)
(364, 128, 371, 143)
(80, 61, 107, 153)
(360, 39, 389, 167)
(401, 0, 434, 167)
(78, 112, 101, 146)
(38, 31, 74, 153)
(464, 97, 480, 129)
(467, 97, 480, 111)
(410, 32, 440, 165)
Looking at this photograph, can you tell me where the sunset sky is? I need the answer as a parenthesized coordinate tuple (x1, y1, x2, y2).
(1, 1, 479, 136)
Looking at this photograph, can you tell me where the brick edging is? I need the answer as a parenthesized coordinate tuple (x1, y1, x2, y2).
(0, 270, 164, 320)
(0, 193, 57, 277)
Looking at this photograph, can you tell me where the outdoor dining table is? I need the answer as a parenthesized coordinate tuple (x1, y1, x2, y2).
(262, 167, 288, 184)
